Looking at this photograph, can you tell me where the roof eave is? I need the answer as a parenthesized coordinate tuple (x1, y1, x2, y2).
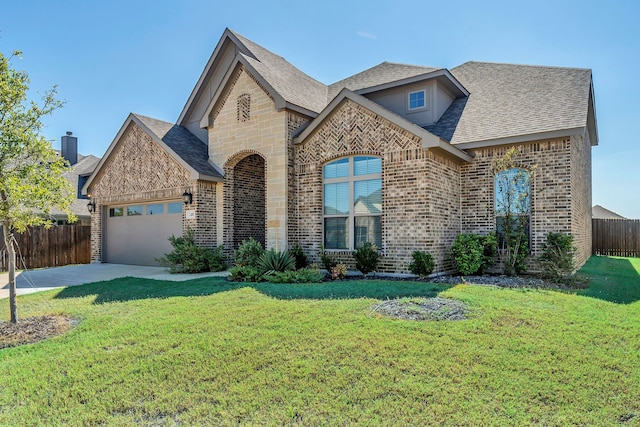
(452, 127, 587, 150)
(354, 69, 470, 97)
(198, 55, 288, 129)
(294, 88, 472, 164)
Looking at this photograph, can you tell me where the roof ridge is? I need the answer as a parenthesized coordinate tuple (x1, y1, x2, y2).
(453, 60, 592, 72)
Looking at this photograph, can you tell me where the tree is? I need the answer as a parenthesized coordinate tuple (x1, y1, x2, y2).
(491, 147, 536, 276)
(1, 50, 75, 323)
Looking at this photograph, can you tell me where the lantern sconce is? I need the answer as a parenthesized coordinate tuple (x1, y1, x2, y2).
(87, 199, 97, 213)
(182, 191, 193, 205)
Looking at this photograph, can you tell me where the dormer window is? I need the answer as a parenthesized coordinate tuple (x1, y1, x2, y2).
(408, 90, 426, 111)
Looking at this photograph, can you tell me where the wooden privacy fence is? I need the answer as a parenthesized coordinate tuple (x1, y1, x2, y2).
(0, 225, 91, 272)
(592, 219, 640, 258)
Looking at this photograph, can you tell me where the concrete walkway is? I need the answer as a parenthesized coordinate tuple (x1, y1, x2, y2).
(0, 263, 228, 300)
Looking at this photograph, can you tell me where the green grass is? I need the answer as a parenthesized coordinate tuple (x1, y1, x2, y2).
(577, 255, 640, 304)
(0, 258, 639, 425)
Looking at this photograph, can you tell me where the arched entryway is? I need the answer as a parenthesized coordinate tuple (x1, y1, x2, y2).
(224, 152, 266, 250)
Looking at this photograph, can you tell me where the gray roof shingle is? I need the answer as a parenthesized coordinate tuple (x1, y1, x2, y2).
(448, 62, 592, 145)
(231, 30, 328, 114)
(134, 114, 222, 179)
(328, 62, 442, 100)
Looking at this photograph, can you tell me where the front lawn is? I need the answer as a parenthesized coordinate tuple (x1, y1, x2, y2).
(0, 259, 639, 425)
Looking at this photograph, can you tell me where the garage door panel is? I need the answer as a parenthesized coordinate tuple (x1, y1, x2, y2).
(105, 202, 182, 266)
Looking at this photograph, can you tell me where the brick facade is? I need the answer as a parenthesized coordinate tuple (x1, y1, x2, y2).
(294, 99, 461, 273)
(230, 154, 266, 249)
(460, 137, 592, 271)
(88, 122, 222, 263)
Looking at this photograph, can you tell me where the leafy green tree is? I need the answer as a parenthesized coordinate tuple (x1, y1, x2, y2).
(1, 50, 75, 323)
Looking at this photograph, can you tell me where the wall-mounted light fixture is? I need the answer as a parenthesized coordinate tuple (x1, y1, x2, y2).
(87, 199, 97, 213)
(182, 191, 193, 205)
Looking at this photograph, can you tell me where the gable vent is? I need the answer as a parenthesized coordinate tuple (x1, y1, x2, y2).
(237, 93, 251, 122)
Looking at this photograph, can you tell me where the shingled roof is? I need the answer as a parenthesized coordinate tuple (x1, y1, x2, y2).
(133, 114, 222, 179)
(328, 62, 442, 100)
(230, 30, 328, 114)
(446, 62, 594, 146)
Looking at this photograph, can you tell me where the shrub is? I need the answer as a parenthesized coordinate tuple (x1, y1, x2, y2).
(264, 268, 324, 284)
(233, 237, 264, 268)
(539, 232, 576, 279)
(353, 242, 379, 277)
(259, 249, 296, 274)
(478, 232, 498, 274)
(409, 251, 435, 277)
(320, 247, 337, 272)
(289, 244, 308, 270)
(157, 229, 226, 273)
(331, 264, 347, 280)
(450, 234, 483, 275)
(228, 266, 263, 282)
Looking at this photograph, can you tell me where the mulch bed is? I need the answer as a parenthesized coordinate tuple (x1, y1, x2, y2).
(0, 315, 78, 349)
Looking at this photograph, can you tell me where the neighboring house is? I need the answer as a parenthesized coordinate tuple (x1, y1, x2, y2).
(52, 132, 101, 225)
(592, 205, 626, 219)
(83, 28, 598, 272)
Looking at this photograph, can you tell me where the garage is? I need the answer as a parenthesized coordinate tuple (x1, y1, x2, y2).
(104, 201, 183, 265)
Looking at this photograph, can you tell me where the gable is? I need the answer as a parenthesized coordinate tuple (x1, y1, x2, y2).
(89, 122, 191, 199)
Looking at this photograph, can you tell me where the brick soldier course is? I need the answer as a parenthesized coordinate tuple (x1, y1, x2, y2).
(84, 28, 597, 273)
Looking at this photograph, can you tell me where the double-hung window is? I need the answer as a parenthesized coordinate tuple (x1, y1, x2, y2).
(323, 156, 382, 250)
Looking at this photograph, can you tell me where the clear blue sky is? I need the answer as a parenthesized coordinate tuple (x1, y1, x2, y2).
(2, 0, 639, 217)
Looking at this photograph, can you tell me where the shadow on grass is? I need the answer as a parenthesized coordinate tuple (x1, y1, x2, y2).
(54, 276, 452, 304)
(577, 256, 640, 304)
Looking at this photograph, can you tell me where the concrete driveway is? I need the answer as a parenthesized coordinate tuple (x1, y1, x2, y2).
(0, 263, 228, 300)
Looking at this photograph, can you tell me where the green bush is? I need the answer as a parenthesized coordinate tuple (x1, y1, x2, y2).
(320, 247, 337, 272)
(478, 232, 498, 274)
(409, 251, 435, 277)
(264, 268, 324, 284)
(157, 229, 226, 273)
(450, 234, 483, 275)
(289, 244, 308, 270)
(259, 249, 296, 274)
(539, 232, 576, 279)
(233, 238, 264, 268)
(228, 266, 263, 282)
(353, 242, 380, 277)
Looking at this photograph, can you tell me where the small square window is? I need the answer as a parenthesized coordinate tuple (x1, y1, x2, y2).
(408, 90, 426, 110)
(109, 207, 123, 217)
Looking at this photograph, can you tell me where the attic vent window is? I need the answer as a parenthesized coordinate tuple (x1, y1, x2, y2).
(237, 93, 251, 122)
(408, 90, 426, 111)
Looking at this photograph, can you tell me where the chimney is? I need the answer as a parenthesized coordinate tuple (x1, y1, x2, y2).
(61, 131, 78, 165)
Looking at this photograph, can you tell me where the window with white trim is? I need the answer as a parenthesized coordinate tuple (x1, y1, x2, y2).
(408, 90, 426, 110)
(323, 156, 382, 250)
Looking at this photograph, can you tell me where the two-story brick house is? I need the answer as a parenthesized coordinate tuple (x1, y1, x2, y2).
(84, 28, 597, 272)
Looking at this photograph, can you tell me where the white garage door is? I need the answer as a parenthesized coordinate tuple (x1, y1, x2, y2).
(105, 201, 183, 266)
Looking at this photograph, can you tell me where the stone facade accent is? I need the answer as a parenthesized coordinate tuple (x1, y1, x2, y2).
(231, 154, 266, 249)
(294, 99, 461, 273)
(208, 66, 295, 252)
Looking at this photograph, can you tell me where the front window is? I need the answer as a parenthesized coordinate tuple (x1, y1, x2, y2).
(495, 168, 530, 245)
(323, 156, 382, 250)
(408, 90, 426, 110)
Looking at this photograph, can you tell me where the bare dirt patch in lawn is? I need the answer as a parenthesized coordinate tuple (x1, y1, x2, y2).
(0, 315, 77, 349)
(371, 297, 469, 321)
